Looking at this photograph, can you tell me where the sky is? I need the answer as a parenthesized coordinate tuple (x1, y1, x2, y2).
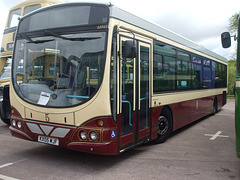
(0, 0, 240, 60)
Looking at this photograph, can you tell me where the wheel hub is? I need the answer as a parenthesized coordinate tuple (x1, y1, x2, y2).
(158, 116, 168, 135)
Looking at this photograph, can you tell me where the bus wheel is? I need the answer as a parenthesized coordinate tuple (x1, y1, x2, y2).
(1, 118, 10, 125)
(154, 108, 173, 144)
(212, 98, 218, 115)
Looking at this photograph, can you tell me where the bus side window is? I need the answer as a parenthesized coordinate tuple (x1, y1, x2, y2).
(212, 61, 227, 88)
(192, 57, 202, 89)
(24, 5, 41, 15)
(153, 41, 176, 92)
(177, 51, 191, 90)
(8, 9, 21, 28)
(203, 66, 211, 88)
(153, 53, 163, 92)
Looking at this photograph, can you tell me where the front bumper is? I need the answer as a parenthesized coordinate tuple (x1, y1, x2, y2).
(9, 119, 118, 155)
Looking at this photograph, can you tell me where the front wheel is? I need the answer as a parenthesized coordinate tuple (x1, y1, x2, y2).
(1, 117, 10, 125)
(153, 108, 173, 144)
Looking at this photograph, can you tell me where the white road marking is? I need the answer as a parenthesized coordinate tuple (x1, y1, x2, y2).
(204, 131, 229, 140)
(0, 174, 20, 180)
(0, 159, 28, 180)
(0, 163, 13, 169)
(216, 114, 234, 117)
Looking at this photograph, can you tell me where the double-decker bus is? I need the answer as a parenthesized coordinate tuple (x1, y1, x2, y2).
(0, 0, 62, 125)
(221, 12, 240, 158)
(10, 3, 228, 155)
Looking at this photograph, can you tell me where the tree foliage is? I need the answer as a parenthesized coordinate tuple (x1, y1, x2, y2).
(226, 13, 238, 96)
(228, 13, 238, 34)
(228, 60, 236, 95)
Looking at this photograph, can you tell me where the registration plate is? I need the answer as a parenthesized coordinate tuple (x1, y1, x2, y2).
(38, 135, 59, 146)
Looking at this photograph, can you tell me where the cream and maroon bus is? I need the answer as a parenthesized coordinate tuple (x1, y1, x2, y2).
(10, 3, 227, 155)
(0, 0, 62, 125)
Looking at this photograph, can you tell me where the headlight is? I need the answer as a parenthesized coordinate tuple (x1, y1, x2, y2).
(17, 121, 22, 129)
(80, 131, 87, 140)
(12, 119, 16, 127)
(90, 131, 98, 141)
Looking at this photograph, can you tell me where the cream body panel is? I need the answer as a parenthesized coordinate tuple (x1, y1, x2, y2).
(151, 88, 227, 107)
(25, 108, 75, 125)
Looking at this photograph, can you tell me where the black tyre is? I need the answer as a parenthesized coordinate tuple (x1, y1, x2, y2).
(1, 117, 10, 125)
(212, 98, 218, 115)
(153, 108, 173, 144)
(0, 85, 11, 125)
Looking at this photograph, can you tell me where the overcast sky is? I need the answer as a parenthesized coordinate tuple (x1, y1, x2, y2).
(0, 0, 240, 60)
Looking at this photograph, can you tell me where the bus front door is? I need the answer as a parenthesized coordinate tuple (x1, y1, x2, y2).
(119, 36, 151, 151)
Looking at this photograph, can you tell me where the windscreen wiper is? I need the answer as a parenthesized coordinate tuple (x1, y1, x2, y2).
(19, 33, 33, 42)
(27, 39, 55, 44)
(44, 30, 101, 41)
(19, 33, 54, 44)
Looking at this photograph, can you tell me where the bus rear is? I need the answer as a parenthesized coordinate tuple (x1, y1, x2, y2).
(10, 3, 118, 155)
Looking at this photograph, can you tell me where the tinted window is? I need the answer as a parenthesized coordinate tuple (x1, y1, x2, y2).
(192, 57, 202, 89)
(178, 51, 190, 61)
(177, 60, 191, 89)
(24, 5, 41, 15)
(203, 59, 211, 66)
(212, 61, 227, 88)
(193, 57, 202, 64)
(153, 41, 227, 92)
(153, 42, 176, 92)
(203, 66, 211, 88)
(19, 5, 109, 33)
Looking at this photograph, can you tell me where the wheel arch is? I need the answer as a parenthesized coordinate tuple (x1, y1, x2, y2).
(160, 105, 173, 119)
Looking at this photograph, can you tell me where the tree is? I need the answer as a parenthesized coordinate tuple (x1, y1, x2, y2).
(227, 13, 238, 60)
(227, 13, 238, 96)
(228, 13, 238, 34)
(228, 60, 236, 95)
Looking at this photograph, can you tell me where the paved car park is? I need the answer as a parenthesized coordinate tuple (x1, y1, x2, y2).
(0, 99, 239, 180)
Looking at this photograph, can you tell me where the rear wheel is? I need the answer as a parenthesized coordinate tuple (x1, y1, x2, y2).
(153, 108, 173, 144)
(212, 98, 218, 115)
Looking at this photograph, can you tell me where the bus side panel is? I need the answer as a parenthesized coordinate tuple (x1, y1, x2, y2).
(151, 92, 226, 142)
(173, 97, 212, 131)
(0, 32, 14, 58)
(151, 96, 214, 140)
(235, 86, 240, 157)
(217, 92, 225, 109)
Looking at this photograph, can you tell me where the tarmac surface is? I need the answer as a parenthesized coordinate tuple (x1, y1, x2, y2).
(0, 99, 239, 180)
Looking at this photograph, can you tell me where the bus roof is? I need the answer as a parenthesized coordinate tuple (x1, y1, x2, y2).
(109, 5, 228, 63)
(10, 0, 62, 11)
(18, 2, 227, 63)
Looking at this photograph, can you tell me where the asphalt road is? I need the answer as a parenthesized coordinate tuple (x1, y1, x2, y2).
(0, 99, 239, 180)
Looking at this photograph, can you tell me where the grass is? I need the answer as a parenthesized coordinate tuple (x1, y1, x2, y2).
(227, 95, 235, 99)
